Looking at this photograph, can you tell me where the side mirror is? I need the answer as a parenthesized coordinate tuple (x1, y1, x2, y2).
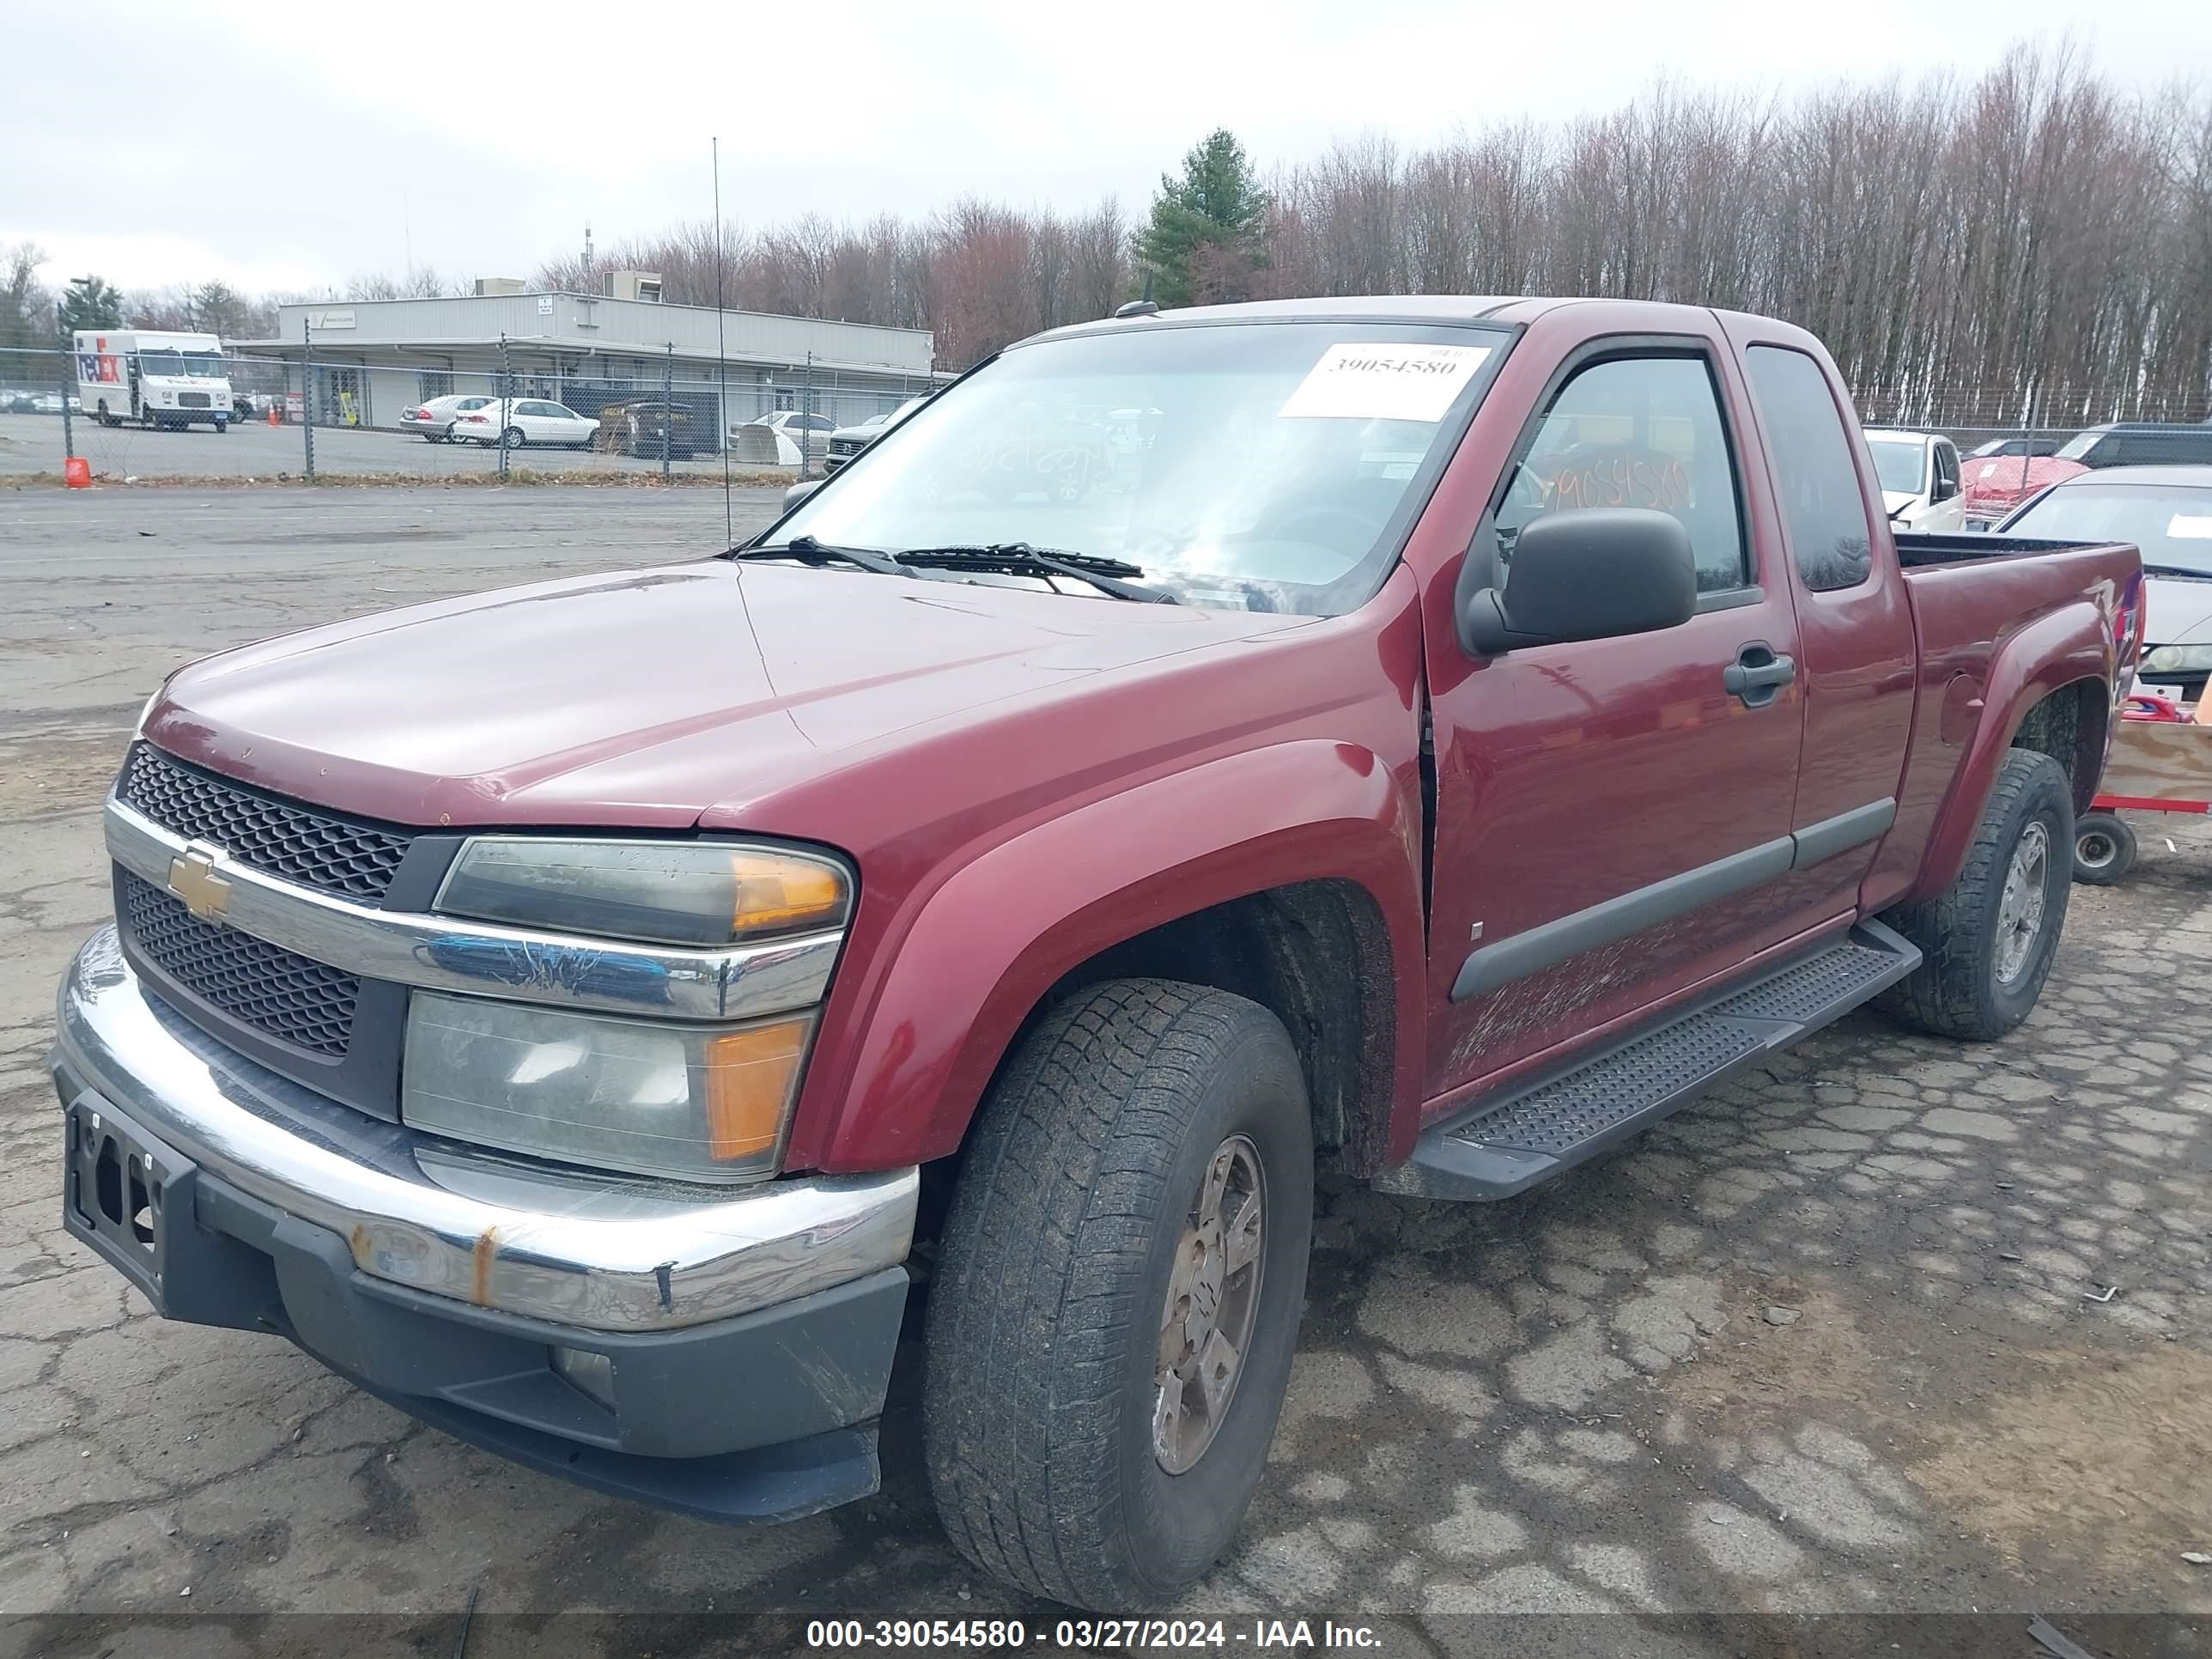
(782, 479, 823, 511)
(1459, 507, 1698, 656)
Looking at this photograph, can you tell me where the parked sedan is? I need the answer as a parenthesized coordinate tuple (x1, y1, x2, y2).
(1995, 464, 2212, 703)
(400, 394, 497, 442)
(1864, 428, 1966, 532)
(453, 398, 596, 449)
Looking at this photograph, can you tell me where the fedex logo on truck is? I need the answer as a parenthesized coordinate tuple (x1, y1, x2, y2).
(77, 338, 119, 385)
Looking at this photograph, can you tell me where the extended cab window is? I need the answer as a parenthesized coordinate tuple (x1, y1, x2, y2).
(1492, 354, 1749, 593)
(1744, 346, 1874, 592)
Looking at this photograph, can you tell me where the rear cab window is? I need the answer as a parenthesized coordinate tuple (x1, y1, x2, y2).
(1743, 346, 1875, 592)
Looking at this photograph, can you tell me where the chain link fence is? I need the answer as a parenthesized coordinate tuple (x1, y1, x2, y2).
(9, 338, 2207, 494)
(0, 343, 936, 487)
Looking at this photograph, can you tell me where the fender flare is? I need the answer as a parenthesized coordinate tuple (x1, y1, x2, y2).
(785, 738, 1427, 1172)
(1908, 602, 2113, 904)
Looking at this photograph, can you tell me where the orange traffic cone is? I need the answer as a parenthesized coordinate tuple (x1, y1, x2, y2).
(266, 404, 280, 426)
(64, 457, 91, 489)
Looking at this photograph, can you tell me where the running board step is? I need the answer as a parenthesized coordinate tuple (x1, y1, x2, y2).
(1376, 921, 1922, 1201)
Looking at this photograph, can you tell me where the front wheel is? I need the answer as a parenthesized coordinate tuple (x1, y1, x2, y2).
(2072, 811, 2137, 885)
(501, 427, 526, 448)
(923, 979, 1313, 1610)
(1877, 749, 2073, 1040)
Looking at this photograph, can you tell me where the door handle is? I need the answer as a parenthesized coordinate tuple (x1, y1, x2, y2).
(1723, 642, 1796, 708)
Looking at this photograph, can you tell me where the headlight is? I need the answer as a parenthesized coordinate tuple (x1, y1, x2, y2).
(403, 992, 810, 1182)
(2142, 645, 2212, 674)
(437, 837, 848, 946)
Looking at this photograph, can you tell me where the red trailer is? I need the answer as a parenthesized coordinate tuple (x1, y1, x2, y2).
(2076, 693, 2212, 881)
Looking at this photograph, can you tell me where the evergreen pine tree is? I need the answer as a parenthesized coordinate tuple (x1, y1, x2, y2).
(1133, 130, 1268, 307)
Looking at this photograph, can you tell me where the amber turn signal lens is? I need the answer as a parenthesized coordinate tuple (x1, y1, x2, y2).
(731, 854, 848, 935)
(702, 1018, 811, 1161)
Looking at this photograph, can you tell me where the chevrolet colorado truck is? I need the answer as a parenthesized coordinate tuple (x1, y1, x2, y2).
(54, 297, 2141, 1611)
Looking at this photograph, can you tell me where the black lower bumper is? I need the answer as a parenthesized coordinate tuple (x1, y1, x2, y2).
(58, 1079, 908, 1525)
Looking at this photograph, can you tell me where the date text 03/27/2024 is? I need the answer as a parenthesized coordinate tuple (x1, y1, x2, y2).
(804, 1620, 1385, 1650)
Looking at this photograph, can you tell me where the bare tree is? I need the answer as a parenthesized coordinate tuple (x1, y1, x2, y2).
(64, 42, 2211, 404)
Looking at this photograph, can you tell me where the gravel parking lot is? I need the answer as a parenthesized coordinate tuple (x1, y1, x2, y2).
(1, 488, 2207, 1656)
(0, 412, 776, 483)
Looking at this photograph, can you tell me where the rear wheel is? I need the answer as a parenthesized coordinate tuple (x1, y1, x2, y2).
(1877, 749, 2073, 1040)
(501, 426, 526, 448)
(923, 979, 1313, 1609)
(2072, 811, 2137, 885)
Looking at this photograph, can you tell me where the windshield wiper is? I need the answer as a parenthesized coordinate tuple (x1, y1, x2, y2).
(890, 543, 1178, 604)
(2143, 562, 2212, 582)
(730, 534, 919, 580)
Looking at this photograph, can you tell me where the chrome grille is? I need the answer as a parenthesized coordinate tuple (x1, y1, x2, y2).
(118, 744, 411, 904)
(120, 872, 358, 1056)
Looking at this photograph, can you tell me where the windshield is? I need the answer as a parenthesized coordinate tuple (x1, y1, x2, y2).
(138, 350, 225, 380)
(2008, 483, 2212, 574)
(1866, 437, 1927, 495)
(775, 321, 1504, 614)
(2056, 428, 2106, 462)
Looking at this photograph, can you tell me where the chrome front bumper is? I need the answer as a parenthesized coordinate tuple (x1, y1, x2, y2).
(53, 927, 916, 1334)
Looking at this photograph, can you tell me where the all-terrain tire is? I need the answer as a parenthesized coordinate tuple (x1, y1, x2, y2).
(1876, 749, 2073, 1040)
(922, 978, 1313, 1610)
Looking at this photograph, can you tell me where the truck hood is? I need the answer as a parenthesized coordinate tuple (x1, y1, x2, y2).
(2145, 571, 2212, 646)
(1961, 456, 2086, 511)
(145, 559, 1312, 829)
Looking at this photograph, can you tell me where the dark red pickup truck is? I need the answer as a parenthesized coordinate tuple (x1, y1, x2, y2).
(55, 297, 2140, 1610)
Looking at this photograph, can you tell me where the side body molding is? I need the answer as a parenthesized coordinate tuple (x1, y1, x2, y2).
(1452, 799, 1896, 1003)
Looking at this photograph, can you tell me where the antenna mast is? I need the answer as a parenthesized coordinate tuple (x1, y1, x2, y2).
(714, 138, 731, 545)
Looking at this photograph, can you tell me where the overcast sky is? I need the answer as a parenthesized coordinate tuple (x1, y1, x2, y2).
(8, 0, 2208, 296)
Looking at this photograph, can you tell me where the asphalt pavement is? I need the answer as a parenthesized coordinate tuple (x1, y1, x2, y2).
(0, 412, 783, 483)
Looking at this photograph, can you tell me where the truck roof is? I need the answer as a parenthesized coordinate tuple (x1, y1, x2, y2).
(73, 330, 222, 350)
(1027, 295, 1801, 349)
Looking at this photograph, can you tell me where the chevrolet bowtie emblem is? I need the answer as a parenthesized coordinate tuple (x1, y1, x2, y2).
(167, 845, 232, 921)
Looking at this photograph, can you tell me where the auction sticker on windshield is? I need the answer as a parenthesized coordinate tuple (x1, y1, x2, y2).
(2170, 514, 2212, 539)
(1278, 343, 1491, 423)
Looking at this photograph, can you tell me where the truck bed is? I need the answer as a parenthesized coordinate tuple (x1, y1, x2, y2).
(1863, 532, 2140, 914)
(1893, 532, 2116, 569)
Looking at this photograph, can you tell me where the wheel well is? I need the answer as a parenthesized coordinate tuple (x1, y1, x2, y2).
(941, 879, 1395, 1171)
(1042, 879, 1398, 1174)
(2009, 678, 2107, 817)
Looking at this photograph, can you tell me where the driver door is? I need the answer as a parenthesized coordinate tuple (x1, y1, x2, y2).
(1424, 332, 1820, 1104)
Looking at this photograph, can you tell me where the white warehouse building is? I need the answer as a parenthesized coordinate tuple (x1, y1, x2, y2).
(234, 279, 939, 444)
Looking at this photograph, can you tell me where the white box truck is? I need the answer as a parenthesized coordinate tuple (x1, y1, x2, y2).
(75, 331, 234, 432)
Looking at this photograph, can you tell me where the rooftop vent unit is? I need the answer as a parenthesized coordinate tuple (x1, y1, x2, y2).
(473, 276, 527, 296)
(605, 270, 663, 304)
